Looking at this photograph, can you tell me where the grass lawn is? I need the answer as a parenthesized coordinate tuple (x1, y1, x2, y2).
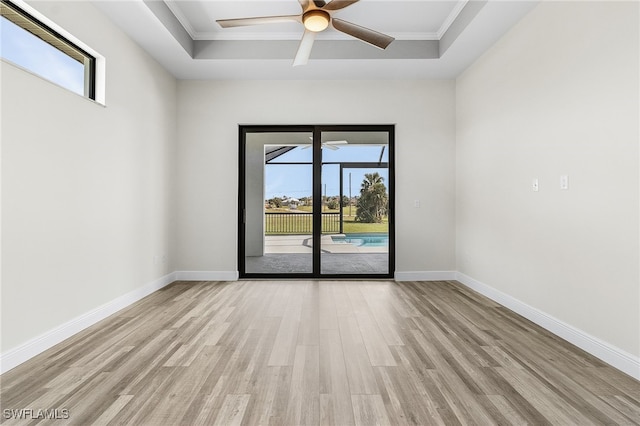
(342, 217, 388, 234)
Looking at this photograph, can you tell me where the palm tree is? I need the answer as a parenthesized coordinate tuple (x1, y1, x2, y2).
(360, 172, 383, 192)
(355, 172, 388, 223)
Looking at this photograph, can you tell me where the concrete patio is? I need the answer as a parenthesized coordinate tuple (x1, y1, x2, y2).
(263, 234, 388, 254)
(245, 234, 389, 274)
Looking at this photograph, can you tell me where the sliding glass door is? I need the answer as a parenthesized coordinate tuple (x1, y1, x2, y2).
(242, 129, 314, 274)
(239, 125, 394, 278)
(320, 132, 390, 275)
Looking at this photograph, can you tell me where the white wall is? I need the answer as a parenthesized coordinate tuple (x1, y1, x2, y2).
(1, 1, 177, 353)
(456, 1, 639, 358)
(176, 80, 456, 275)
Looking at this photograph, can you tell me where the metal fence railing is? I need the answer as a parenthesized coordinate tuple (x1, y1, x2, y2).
(265, 212, 340, 234)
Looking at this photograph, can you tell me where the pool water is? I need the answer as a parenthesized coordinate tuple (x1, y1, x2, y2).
(331, 233, 389, 247)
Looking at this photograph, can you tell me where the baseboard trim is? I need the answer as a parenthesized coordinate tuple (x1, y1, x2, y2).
(174, 271, 239, 281)
(455, 272, 640, 381)
(395, 271, 457, 281)
(0, 272, 177, 374)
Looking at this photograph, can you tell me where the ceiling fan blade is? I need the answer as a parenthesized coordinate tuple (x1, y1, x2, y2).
(217, 15, 301, 28)
(303, 144, 339, 150)
(303, 140, 346, 149)
(331, 18, 395, 49)
(293, 30, 316, 66)
(323, 0, 359, 11)
(298, 0, 310, 11)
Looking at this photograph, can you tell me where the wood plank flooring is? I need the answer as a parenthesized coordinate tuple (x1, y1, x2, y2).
(1, 280, 639, 425)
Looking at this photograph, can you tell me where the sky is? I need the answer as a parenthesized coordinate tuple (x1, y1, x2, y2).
(1, 16, 85, 96)
(265, 144, 389, 200)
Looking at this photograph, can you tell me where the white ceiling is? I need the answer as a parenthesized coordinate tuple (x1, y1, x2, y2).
(93, 0, 539, 80)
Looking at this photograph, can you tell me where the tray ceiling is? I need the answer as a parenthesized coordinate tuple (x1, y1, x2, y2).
(93, 0, 539, 79)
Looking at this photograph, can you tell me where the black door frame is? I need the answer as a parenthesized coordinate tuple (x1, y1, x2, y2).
(238, 124, 395, 279)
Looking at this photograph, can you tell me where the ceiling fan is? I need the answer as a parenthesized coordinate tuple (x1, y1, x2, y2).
(301, 137, 348, 150)
(216, 0, 395, 66)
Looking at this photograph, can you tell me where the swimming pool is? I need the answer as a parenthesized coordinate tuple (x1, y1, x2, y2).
(331, 233, 389, 247)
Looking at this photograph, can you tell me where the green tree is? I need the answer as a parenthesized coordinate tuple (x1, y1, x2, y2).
(355, 173, 388, 223)
(269, 197, 283, 208)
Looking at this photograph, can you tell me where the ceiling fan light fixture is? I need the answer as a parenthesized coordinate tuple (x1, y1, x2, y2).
(303, 10, 330, 32)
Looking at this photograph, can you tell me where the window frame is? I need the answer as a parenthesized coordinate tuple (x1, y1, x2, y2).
(1, 0, 97, 100)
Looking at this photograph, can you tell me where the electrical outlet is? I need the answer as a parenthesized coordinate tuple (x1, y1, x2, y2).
(532, 179, 539, 192)
(560, 175, 569, 190)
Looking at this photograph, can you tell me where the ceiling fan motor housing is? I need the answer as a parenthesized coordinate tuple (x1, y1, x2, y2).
(303, 10, 330, 32)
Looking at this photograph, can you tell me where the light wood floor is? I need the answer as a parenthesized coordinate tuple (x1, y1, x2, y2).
(2, 280, 639, 425)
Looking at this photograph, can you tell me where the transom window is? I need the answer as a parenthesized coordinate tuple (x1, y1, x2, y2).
(0, 0, 95, 99)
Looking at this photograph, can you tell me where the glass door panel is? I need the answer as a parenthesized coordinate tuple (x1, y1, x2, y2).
(320, 131, 390, 275)
(244, 131, 313, 274)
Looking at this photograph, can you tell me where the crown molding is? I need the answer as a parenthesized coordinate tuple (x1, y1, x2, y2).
(437, 0, 468, 39)
(163, 0, 198, 39)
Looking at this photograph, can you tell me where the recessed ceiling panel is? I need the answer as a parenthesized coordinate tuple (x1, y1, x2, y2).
(166, 0, 462, 40)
